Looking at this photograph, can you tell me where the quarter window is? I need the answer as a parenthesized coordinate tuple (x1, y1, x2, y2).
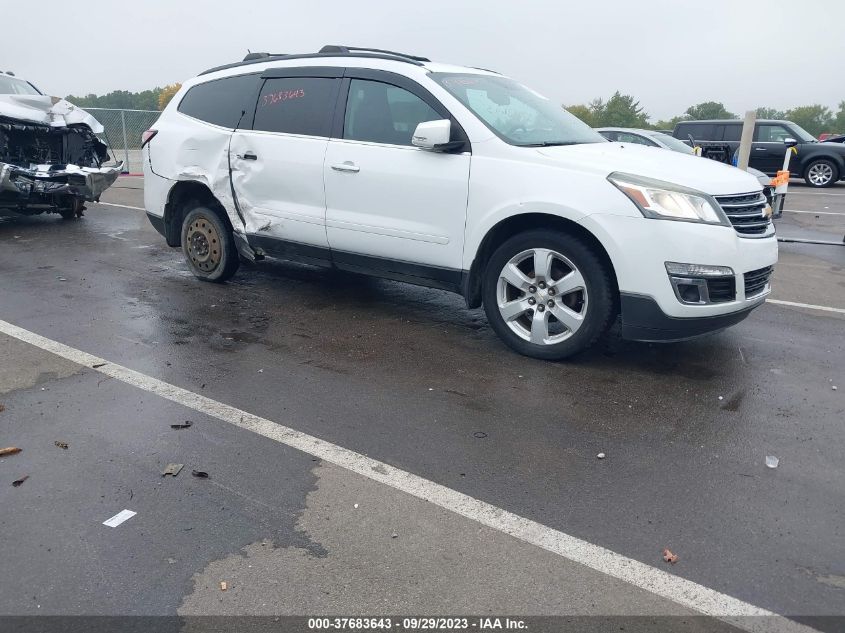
(344, 79, 441, 146)
(178, 74, 261, 128)
(253, 77, 338, 137)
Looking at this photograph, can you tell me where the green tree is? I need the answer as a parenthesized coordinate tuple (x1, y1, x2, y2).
(65, 87, 164, 110)
(783, 104, 833, 137)
(833, 101, 845, 134)
(565, 104, 595, 127)
(599, 92, 649, 128)
(756, 107, 785, 119)
(652, 115, 687, 131)
(684, 102, 736, 120)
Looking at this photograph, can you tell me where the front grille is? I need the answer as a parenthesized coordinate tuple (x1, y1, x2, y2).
(715, 192, 772, 237)
(706, 276, 736, 303)
(744, 266, 773, 297)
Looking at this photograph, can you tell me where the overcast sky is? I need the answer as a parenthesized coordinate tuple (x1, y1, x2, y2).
(5, 0, 842, 119)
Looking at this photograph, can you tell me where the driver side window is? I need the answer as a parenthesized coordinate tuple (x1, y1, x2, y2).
(344, 79, 440, 147)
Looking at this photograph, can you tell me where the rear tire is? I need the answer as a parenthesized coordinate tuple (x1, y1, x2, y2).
(180, 203, 239, 283)
(482, 229, 615, 360)
(804, 159, 838, 188)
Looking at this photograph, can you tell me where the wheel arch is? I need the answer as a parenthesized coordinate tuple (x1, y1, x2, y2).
(462, 212, 619, 311)
(803, 153, 844, 176)
(162, 180, 232, 247)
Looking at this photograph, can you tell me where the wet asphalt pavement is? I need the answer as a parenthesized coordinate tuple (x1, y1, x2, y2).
(0, 178, 843, 629)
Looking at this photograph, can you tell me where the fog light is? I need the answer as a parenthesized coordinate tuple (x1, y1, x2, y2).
(665, 262, 734, 277)
(677, 283, 701, 303)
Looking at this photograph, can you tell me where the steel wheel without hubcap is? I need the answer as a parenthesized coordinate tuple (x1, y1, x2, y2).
(807, 162, 834, 187)
(496, 248, 588, 345)
(186, 216, 221, 273)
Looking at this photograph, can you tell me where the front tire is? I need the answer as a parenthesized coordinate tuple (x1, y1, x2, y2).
(804, 159, 838, 188)
(482, 230, 615, 360)
(180, 204, 239, 282)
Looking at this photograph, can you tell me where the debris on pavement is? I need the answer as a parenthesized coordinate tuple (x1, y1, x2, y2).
(597, 452, 606, 459)
(54, 441, 69, 450)
(102, 509, 137, 527)
(833, 386, 838, 391)
(354, 503, 359, 509)
(220, 581, 227, 591)
(0, 447, 22, 457)
(392, 532, 398, 539)
(766, 456, 780, 469)
(662, 548, 679, 564)
(92, 363, 107, 369)
(473, 431, 488, 439)
(191, 470, 209, 478)
(12, 475, 29, 487)
(162, 463, 184, 477)
(0, 404, 5, 413)
(170, 421, 193, 429)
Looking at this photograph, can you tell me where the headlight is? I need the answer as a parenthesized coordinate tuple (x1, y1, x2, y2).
(608, 172, 729, 226)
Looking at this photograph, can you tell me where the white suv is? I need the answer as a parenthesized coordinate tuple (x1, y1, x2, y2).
(143, 45, 777, 360)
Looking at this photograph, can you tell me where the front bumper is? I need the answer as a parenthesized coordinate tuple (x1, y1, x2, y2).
(0, 161, 123, 206)
(619, 292, 763, 341)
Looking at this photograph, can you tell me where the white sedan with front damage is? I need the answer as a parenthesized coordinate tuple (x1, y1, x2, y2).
(0, 72, 122, 219)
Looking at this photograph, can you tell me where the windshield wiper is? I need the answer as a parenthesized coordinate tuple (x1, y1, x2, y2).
(519, 141, 583, 147)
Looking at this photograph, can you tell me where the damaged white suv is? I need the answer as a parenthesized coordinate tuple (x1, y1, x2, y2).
(143, 46, 777, 359)
(0, 72, 121, 219)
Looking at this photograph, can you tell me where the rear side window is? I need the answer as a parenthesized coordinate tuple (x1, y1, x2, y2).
(676, 123, 715, 141)
(178, 74, 260, 128)
(756, 124, 792, 142)
(252, 77, 338, 137)
(717, 124, 742, 142)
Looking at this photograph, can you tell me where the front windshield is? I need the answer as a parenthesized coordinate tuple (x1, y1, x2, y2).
(0, 76, 41, 95)
(649, 132, 695, 154)
(432, 73, 606, 147)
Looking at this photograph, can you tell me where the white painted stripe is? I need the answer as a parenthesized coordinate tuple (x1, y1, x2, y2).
(95, 202, 145, 211)
(783, 209, 845, 216)
(102, 509, 137, 527)
(0, 318, 816, 633)
(767, 299, 845, 314)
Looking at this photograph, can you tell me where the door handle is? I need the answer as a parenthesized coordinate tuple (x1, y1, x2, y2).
(331, 162, 360, 173)
(237, 152, 258, 160)
(754, 147, 767, 151)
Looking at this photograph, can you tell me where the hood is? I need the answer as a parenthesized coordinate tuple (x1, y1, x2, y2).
(537, 142, 762, 196)
(0, 94, 104, 133)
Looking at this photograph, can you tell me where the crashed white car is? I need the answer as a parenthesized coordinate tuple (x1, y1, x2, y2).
(0, 72, 122, 219)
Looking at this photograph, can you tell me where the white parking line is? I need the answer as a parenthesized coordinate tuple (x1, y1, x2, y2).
(95, 202, 145, 211)
(0, 318, 814, 633)
(788, 191, 845, 197)
(783, 209, 845, 216)
(768, 299, 845, 314)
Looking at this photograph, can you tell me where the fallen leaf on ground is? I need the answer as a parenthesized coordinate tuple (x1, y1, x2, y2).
(662, 548, 679, 564)
(170, 421, 193, 429)
(54, 441, 69, 450)
(0, 404, 5, 413)
(12, 475, 29, 487)
(0, 447, 22, 457)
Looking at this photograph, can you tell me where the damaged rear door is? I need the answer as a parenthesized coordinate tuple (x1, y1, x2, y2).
(229, 68, 342, 262)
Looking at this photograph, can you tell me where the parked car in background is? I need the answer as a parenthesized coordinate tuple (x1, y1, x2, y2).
(598, 126, 774, 200)
(0, 71, 122, 218)
(143, 45, 777, 360)
(821, 134, 845, 144)
(597, 127, 695, 154)
(673, 119, 845, 187)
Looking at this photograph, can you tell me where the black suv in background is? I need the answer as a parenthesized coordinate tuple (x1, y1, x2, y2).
(673, 120, 845, 187)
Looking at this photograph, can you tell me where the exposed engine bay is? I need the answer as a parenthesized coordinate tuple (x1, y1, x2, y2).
(0, 94, 122, 218)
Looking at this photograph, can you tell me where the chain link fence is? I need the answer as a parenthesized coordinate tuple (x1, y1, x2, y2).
(86, 108, 161, 174)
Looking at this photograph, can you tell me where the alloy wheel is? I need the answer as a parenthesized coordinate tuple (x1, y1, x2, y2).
(807, 163, 834, 186)
(496, 248, 588, 345)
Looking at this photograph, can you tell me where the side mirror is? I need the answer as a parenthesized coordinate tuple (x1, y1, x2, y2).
(783, 137, 798, 148)
(412, 119, 459, 151)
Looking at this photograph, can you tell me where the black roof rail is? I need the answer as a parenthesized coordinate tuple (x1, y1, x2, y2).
(199, 47, 430, 76)
(319, 45, 430, 63)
